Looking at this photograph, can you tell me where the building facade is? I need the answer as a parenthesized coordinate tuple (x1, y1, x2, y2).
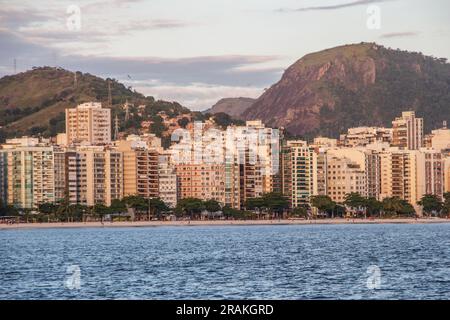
(66, 102, 111, 145)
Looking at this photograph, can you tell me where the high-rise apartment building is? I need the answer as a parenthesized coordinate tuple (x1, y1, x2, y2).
(158, 153, 178, 208)
(67, 146, 123, 206)
(117, 140, 159, 199)
(66, 102, 111, 145)
(326, 155, 366, 203)
(0, 146, 55, 208)
(392, 111, 424, 150)
(281, 140, 318, 208)
(379, 149, 419, 205)
(417, 148, 445, 200)
(176, 163, 226, 204)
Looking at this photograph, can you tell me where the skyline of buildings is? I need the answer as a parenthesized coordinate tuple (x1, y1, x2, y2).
(0, 103, 449, 216)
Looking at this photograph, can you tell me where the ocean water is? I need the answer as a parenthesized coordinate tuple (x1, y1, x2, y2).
(0, 223, 449, 300)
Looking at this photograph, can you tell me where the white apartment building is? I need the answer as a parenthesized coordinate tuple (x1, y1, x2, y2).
(158, 153, 178, 208)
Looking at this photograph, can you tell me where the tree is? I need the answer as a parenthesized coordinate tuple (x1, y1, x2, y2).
(344, 193, 366, 217)
(38, 202, 58, 222)
(244, 197, 265, 211)
(204, 199, 221, 213)
(292, 206, 308, 219)
(222, 206, 247, 220)
(382, 197, 416, 217)
(177, 117, 190, 128)
(365, 197, 383, 217)
(175, 198, 205, 219)
(68, 204, 87, 222)
(38, 202, 57, 215)
(398, 200, 416, 217)
(311, 195, 336, 218)
(148, 198, 170, 219)
(93, 204, 109, 222)
(262, 192, 289, 218)
(123, 195, 148, 220)
(418, 194, 443, 217)
(110, 199, 127, 214)
(382, 197, 403, 217)
(443, 192, 450, 217)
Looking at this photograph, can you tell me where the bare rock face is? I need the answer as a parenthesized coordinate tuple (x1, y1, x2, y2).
(242, 43, 450, 137)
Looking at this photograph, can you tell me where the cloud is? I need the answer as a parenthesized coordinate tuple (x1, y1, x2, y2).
(133, 82, 263, 111)
(121, 19, 194, 31)
(380, 31, 419, 38)
(277, 0, 396, 13)
(0, 7, 55, 29)
(0, 30, 278, 110)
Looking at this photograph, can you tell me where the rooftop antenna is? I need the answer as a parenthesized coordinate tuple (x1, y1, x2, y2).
(108, 81, 112, 107)
(124, 99, 130, 122)
(114, 114, 120, 140)
(108, 80, 112, 107)
(13, 58, 16, 74)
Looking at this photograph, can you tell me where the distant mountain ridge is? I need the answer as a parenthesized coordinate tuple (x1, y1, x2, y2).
(205, 97, 255, 119)
(242, 43, 450, 137)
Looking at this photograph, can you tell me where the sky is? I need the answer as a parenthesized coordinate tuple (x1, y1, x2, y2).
(0, 0, 449, 110)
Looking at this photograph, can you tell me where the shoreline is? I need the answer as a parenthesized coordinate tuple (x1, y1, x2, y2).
(1, 218, 450, 230)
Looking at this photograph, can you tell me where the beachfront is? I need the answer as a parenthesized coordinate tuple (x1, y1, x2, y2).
(1, 218, 449, 230)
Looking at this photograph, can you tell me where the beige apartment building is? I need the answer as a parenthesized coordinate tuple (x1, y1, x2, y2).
(445, 156, 450, 193)
(339, 127, 392, 148)
(427, 123, 450, 151)
(66, 146, 123, 206)
(392, 111, 424, 150)
(176, 163, 226, 204)
(379, 149, 419, 205)
(66, 102, 111, 145)
(117, 140, 159, 199)
(326, 155, 366, 203)
(416, 148, 445, 200)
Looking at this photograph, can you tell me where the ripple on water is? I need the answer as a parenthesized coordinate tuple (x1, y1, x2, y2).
(0, 223, 449, 299)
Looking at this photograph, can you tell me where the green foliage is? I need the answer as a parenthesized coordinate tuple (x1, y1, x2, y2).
(204, 199, 221, 212)
(382, 197, 416, 217)
(344, 193, 366, 210)
(222, 206, 250, 220)
(212, 112, 245, 129)
(292, 206, 308, 218)
(310, 195, 336, 216)
(418, 194, 443, 217)
(175, 198, 205, 218)
(443, 193, 450, 216)
(177, 117, 190, 128)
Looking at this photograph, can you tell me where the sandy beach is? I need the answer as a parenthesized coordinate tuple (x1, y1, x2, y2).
(1, 218, 449, 230)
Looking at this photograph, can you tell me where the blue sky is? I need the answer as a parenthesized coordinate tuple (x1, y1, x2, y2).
(0, 0, 449, 110)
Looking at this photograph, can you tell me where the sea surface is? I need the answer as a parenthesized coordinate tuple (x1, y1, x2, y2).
(0, 223, 449, 299)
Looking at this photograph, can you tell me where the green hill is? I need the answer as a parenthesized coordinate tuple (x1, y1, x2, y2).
(0, 66, 190, 140)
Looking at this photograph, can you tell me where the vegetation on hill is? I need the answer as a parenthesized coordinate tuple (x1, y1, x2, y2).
(0, 66, 190, 141)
